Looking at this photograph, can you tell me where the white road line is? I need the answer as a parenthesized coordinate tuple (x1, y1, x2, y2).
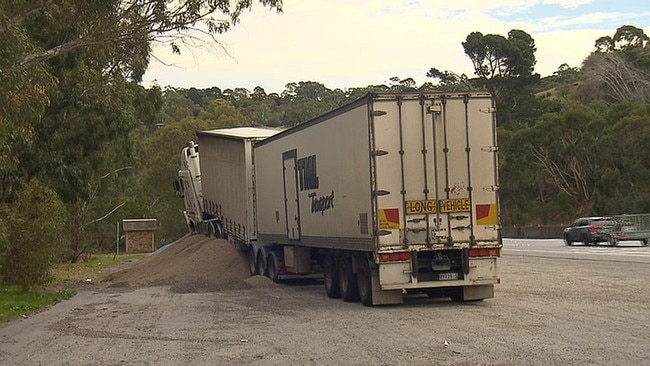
(504, 248, 650, 257)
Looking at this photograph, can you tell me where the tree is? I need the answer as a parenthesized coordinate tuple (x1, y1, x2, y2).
(279, 82, 346, 126)
(580, 25, 650, 104)
(595, 104, 650, 213)
(0, 0, 282, 264)
(612, 25, 649, 50)
(462, 29, 540, 128)
(1, 0, 282, 71)
(0, 0, 282, 196)
(0, 180, 68, 290)
(425, 67, 472, 91)
(138, 100, 250, 244)
(581, 52, 650, 103)
(198, 100, 249, 126)
(388, 76, 417, 91)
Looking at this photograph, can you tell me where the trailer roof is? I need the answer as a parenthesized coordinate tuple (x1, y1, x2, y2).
(198, 127, 284, 140)
(255, 92, 493, 147)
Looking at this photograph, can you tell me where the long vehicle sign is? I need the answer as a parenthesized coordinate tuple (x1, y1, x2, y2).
(406, 198, 471, 214)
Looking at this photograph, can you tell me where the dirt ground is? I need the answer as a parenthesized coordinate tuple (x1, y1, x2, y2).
(0, 235, 648, 365)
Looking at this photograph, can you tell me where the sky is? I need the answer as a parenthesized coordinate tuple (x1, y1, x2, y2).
(141, 0, 650, 94)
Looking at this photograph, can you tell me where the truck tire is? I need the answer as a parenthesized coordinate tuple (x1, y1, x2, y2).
(323, 254, 341, 298)
(206, 222, 215, 238)
(356, 256, 373, 306)
(449, 287, 484, 302)
(449, 287, 465, 302)
(189, 221, 199, 235)
(248, 246, 258, 275)
(213, 222, 224, 239)
(337, 255, 359, 303)
(256, 250, 267, 277)
(266, 251, 280, 283)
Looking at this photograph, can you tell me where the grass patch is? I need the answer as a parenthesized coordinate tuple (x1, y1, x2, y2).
(50, 253, 146, 287)
(0, 287, 75, 323)
(0, 252, 146, 324)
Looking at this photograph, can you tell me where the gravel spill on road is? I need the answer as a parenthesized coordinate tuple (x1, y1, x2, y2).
(100, 235, 278, 293)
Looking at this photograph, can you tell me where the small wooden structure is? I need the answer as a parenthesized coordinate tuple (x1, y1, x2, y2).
(122, 218, 158, 253)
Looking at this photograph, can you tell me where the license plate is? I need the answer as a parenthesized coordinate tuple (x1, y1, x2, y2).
(438, 272, 458, 281)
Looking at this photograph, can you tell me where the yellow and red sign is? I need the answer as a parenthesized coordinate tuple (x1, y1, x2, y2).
(379, 208, 400, 229)
(476, 203, 498, 225)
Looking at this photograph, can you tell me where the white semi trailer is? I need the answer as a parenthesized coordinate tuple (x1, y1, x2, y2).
(192, 92, 502, 306)
(194, 127, 283, 247)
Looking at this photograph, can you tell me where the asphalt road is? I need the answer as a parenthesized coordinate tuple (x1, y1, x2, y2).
(503, 238, 650, 263)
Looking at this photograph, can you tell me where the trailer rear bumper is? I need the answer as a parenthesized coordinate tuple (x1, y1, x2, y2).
(379, 257, 499, 291)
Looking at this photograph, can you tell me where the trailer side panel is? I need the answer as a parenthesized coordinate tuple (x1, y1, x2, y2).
(255, 101, 375, 251)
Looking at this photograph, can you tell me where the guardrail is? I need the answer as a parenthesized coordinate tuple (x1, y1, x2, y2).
(502, 226, 564, 239)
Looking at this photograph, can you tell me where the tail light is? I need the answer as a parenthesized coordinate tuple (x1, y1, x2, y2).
(589, 226, 598, 231)
(469, 248, 501, 257)
(378, 252, 411, 262)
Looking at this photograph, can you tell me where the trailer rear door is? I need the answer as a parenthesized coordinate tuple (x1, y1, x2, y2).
(370, 94, 499, 248)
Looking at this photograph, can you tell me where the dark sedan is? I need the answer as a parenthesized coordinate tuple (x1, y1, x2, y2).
(563, 217, 617, 246)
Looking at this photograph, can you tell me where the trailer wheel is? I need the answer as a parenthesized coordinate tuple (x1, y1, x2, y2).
(248, 246, 258, 275)
(323, 254, 341, 298)
(206, 222, 215, 238)
(337, 255, 359, 303)
(213, 222, 224, 239)
(356, 256, 373, 306)
(449, 287, 484, 302)
(449, 287, 464, 302)
(256, 250, 267, 277)
(267, 251, 280, 283)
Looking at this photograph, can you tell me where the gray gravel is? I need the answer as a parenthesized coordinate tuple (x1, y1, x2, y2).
(0, 240, 648, 365)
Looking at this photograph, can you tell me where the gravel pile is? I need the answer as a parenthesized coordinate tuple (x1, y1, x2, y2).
(101, 234, 278, 293)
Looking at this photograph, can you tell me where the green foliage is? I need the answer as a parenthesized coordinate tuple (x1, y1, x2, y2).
(2, 1, 282, 71)
(1, 10, 649, 271)
(138, 97, 250, 245)
(0, 219, 8, 280)
(0, 252, 142, 323)
(0, 0, 281, 265)
(499, 100, 650, 224)
(462, 29, 541, 129)
(0, 286, 75, 323)
(0, 180, 68, 290)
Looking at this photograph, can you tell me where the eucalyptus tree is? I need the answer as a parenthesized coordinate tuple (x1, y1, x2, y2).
(581, 25, 650, 104)
(462, 29, 540, 128)
(139, 99, 250, 243)
(0, 0, 282, 265)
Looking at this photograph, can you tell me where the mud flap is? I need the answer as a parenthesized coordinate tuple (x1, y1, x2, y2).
(463, 285, 494, 301)
(462, 248, 470, 275)
(371, 267, 403, 305)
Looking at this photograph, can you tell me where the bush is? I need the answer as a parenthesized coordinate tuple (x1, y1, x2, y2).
(0, 180, 68, 290)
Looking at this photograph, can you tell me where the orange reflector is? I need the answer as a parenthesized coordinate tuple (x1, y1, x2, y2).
(378, 252, 411, 262)
(469, 248, 501, 257)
